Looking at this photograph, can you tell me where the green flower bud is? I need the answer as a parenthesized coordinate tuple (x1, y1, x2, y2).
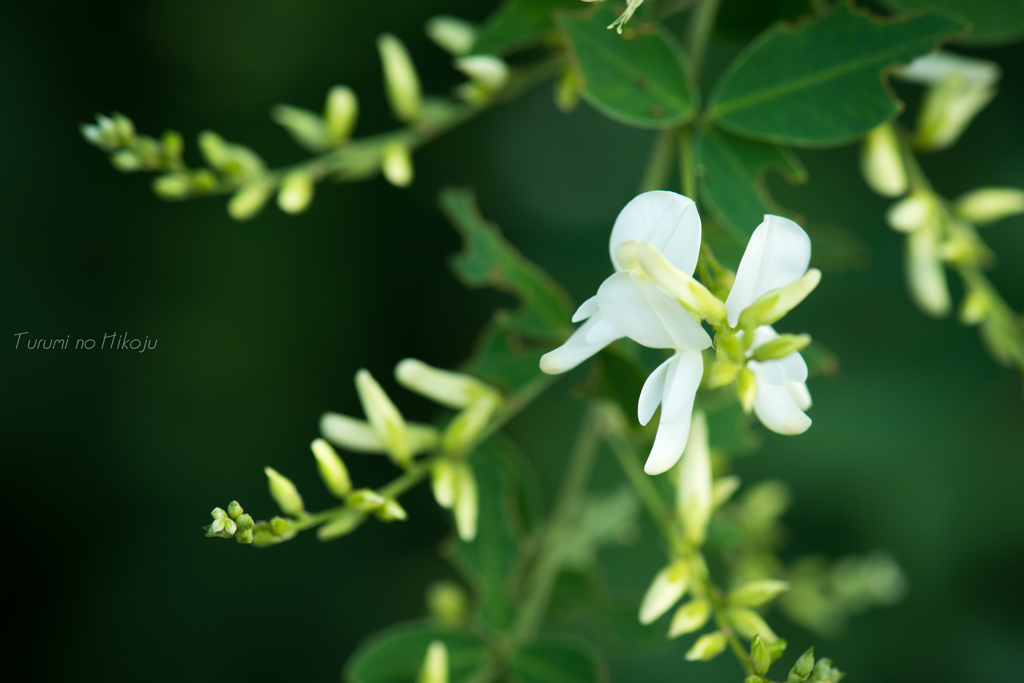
(736, 366, 757, 414)
(264, 467, 304, 516)
(191, 169, 219, 194)
(906, 224, 951, 318)
(729, 579, 791, 607)
(235, 513, 255, 532)
(752, 334, 811, 362)
(442, 393, 500, 454)
(211, 507, 228, 520)
(886, 191, 938, 233)
(678, 411, 712, 546)
(377, 33, 422, 123)
(206, 517, 227, 537)
(705, 360, 739, 389)
(277, 171, 315, 214)
(355, 369, 413, 464)
(348, 488, 387, 512)
(712, 475, 741, 508)
(271, 104, 330, 152)
(198, 130, 231, 169)
(789, 647, 814, 681)
(751, 635, 771, 676)
(227, 501, 244, 519)
(111, 112, 135, 144)
(624, 241, 727, 325)
(766, 638, 787, 662)
(668, 599, 711, 637)
(153, 173, 192, 200)
(325, 86, 358, 145)
(715, 329, 746, 365)
(395, 358, 496, 410)
(453, 463, 478, 541)
(381, 141, 413, 188)
(685, 631, 727, 661)
(228, 179, 275, 221)
(954, 187, 1024, 224)
(375, 498, 408, 522)
(235, 529, 254, 544)
(317, 509, 365, 540)
(418, 640, 449, 683)
(425, 15, 476, 56)
(431, 458, 458, 509)
(311, 438, 353, 498)
(454, 55, 509, 91)
(959, 287, 989, 325)
(729, 606, 778, 642)
(161, 130, 183, 161)
(737, 269, 822, 330)
(638, 560, 689, 625)
(269, 516, 292, 535)
(859, 123, 907, 198)
(319, 412, 386, 453)
(111, 149, 142, 171)
(426, 581, 469, 626)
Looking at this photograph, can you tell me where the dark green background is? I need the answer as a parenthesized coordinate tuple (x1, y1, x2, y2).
(2, 1, 1021, 681)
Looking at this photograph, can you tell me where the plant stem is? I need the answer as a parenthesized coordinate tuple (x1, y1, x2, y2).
(640, 129, 679, 193)
(685, 0, 721, 78)
(507, 403, 603, 648)
(679, 125, 697, 199)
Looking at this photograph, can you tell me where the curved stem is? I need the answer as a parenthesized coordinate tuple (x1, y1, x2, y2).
(685, 0, 721, 78)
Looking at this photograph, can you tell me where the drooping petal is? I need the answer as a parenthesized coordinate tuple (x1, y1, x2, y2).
(597, 272, 711, 351)
(726, 215, 811, 327)
(753, 380, 811, 435)
(786, 380, 812, 410)
(678, 410, 712, 545)
(586, 315, 620, 344)
(645, 351, 703, 475)
(539, 312, 622, 374)
(778, 351, 808, 383)
(609, 191, 701, 274)
(748, 359, 785, 386)
(572, 295, 599, 323)
(638, 356, 673, 426)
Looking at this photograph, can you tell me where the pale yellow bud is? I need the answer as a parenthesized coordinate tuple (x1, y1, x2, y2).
(728, 579, 791, 607)
(455, 55, 509, 91)
(264, 467, 304, 516)
(751, 334, 811, 362)
(395, 358, 495, 409)
(277, 171, 314, 214)
(954, 187, 1024, 225)
(355, 369, 412, 465)
(638, 561, 689, 625)
(319, 412, 386, 453)
(959, 287, 989, 325)
(378, 33, 422, 123)
(317, 509, 364, 540)
(425, 15, 476, 56)
(712, 475, 741, 508)
(382, 141, 414, 188)
(736, 269, 821, 330)
(668, 599, 711, 637)
(442, 393, 500, 453)
(678, 411, 712, 546)
(906, 227, 951, 318)
(453, 463, 478, 541)
(736, 366, 757, 414)
(325, 86, 359, 145)
(418, 640, 449, 683)
(860, 123, 908, 197)
(227, 179, 274, 221)
(728, 606, 778, 642)
(310, 438, 352, 498)
(886, 192, 938, 233)
(685, 631, 727, 661)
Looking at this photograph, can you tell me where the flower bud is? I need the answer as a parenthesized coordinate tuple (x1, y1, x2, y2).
(668, 599, 711, 637)
(378, 33, 422, 123)
(198, 130, 231, 169)
(729, 579, 791, 607)
(376, 498, 408, 522)
(382, 141, 414, 188)
(685, 631, 727, 661)
(317, 509, 365, 540)
(235, 529, 254, 544)
(425, 15, 476, 56)
(453, 463, 478, 541)
(712, 475, 741, 508)
(729, 607, 778, 642)
(954, 187, 1024, 225)
(678, 411, 712, 546)
(319, 412, 386, 453)
(886, 191, 937, 233)
(235, 514, 255, 532)
(427, 581, 468, 626)
(737, 269, 821, 330)
(431, 458, 458, 508)
(418, 640, 449, 683)
(752, 334, 811, 363)
(153, 173, 192, 200)
(859, 123, 907, 197)
(810, 658, 842, 683)
(395, 359, 495, 409)
(705, 360, 739, 389)
(227, 500, 244, 519)
(278, 170, 315, 214)
(638, 560, 689, 625)
(271, 104, 330, 151)
(455, 55, 509, 91)
(228, 179, 275, 221)
(355, 369, 412, 465)
(311, 438, 353, 498)
(206, 517, 227, 538)
(959, 287, 989, 325)
(162, 130, 183, 161)
(443, 393, 501, 453)
(916, 73, 997, 151)
(111, 149, 142, 171)
(269, 516, 292, 536)
(628, 242, 727, 325)
(751, 635, 771, 676)
(789, 647, 815, 680)
(715, 329, 746, 365)
(325, 86, 359, 145)
(348, 488, 387, 512)
(906, 226, 951, 318)
(211, 507, 228, 520)
(264, 467, 305, 516)
(736, 366, 757, 414)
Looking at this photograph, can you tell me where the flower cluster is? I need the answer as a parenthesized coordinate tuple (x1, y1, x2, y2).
(541, 191, 820, 474)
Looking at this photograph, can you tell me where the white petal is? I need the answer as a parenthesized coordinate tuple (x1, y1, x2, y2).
(753, 380, 811, 435)
(586, 315, 620, 344)
(726, 215, 811, 327)
(779, 351, 808, 383)
(638, 356, 672, 426)
(609, 191, 701, 274)
(661, 349, 704, 422)
(893, 51, 1000, 87)
(749, 359, 785, 386)
(646, 411, 694, 475)
(539, 312, 622, 374)
(786, 380, 812, 410)
(597, 272, 711, 350)
(572, 295, 599, 323)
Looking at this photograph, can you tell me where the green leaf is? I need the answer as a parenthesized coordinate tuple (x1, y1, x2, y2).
(445, 445, 528, 635)
(344, 622, 486, 683)
(509, 636, 607, 683)
(441, 187, 572, 341)
(473, 0, 581, 56)
(696, 125, 807, 239)
(558, 7, 697, 129)
(558, 486, 640, 570)
(882, 0, 1024, 46)
(708, 3, 965, 146)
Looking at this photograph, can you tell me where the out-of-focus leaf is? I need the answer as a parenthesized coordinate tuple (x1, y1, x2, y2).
(697, 125, 807, 239)
(559, 487, 640, 570)
(445, 444, 528, 635)
(344, 622, 486, 683)
(472, 0, 581, 56)
(465, 324, 547, 394)
(442, 187, 572, 341)
(558, 7, 697, 129)
(708, 4, 965, 146)
(509, 636, 607, 683)
(882, 0, 1024, 46)
(715, 0, 813, 40)
(805, 223, 870, 272)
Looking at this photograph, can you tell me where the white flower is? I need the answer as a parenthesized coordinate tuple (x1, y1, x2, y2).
(725, 215, 816, 434)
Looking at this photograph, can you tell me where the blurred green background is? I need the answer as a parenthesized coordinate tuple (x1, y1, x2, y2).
(2, 1, 1022, 681)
